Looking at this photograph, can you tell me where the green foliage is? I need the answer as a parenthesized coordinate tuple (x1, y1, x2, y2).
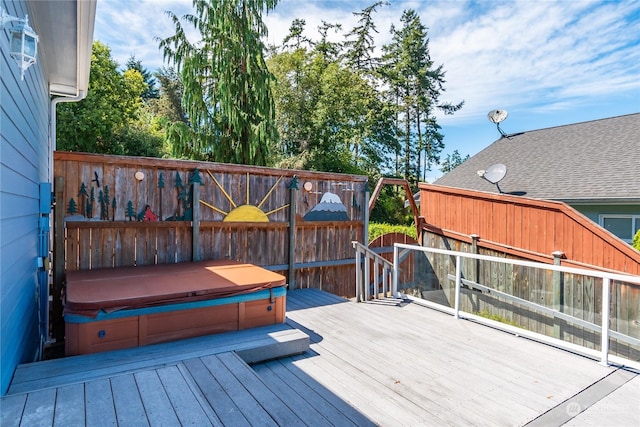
(268, 17, 396, 175)
(125, 55, 159, 100)
(159, 0, 278, 165)
(633, 229, 640, 251)
(57, 41, 165, 157)
(369, 184, 414, 225)
(440, 149, 470, 174)
(475, 310, 525, 329)
(379, 9, 463, 186)
(368, 222, 416, 243)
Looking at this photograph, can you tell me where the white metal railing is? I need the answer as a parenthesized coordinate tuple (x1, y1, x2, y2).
(352, 241, 396, 302)
(391, 243, 640, 370)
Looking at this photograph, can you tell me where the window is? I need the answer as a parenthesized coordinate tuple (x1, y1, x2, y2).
(600, 215, 640, 243)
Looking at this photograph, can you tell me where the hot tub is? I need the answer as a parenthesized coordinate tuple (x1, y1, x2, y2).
(64, 260, 287, 355)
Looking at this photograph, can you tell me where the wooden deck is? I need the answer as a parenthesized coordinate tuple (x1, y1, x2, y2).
(3, 289, 639, 426)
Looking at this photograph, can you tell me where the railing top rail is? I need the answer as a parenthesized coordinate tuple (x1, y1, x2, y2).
(352, 241, 394, 267)
(394, 242, 640, 285)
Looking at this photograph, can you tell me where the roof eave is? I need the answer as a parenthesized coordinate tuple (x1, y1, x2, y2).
(28, 0, 96, 97)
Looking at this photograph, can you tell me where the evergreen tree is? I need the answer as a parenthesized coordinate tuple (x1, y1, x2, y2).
(343, 1, 387, 73)
(440, 149, 470, 174)
(125, 55, 159, 101)
(159, 0, 279, 165)
(380, 10, 462, 187)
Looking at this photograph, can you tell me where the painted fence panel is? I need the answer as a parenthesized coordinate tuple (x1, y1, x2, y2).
(52, 152, 367, 337)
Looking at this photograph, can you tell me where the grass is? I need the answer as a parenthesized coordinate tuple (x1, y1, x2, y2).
(474, 310, 525, 329)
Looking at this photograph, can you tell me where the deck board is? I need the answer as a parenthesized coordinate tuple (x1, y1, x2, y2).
(53, 384, 86, 427)
(156, 365, 216, 426)
(0, 394, 26, 427)
(134, 370, 182, 426)
(182, 357, 250, 427)
(85, 379, 117, 426)
(109, 375, 149, 427)
(3, 288, 638, 426)
(216, 352, 304, 426)
(269, 289, 631, 426)
(9, 323, 307, 394)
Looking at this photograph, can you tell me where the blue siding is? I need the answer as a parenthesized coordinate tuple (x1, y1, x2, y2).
(0, 1, 51, 395)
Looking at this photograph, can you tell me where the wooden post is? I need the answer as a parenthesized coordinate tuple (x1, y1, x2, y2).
(288, 176, 298, 290)
(192, 182, 201, 261)
(363, 182, 369, 246)
(470, 234, 480, 313)
(470, 234, 480, 283)
(52, 176, 65, 341)
(552, 250, 565, 339)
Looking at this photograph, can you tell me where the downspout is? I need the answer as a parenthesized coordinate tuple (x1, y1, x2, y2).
(49, 90, 85, 182)
(38, 90, 86, 359)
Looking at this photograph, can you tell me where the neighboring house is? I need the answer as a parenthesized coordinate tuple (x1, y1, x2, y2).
(0, 0, 95, 395)
(435, 113, 640, 243)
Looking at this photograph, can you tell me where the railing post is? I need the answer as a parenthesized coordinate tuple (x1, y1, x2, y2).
(373, 258, 379, 299)
(393, 244, 399, 298)
(354, 244, 362, 302)
(552, 251, 565, 339)
(454, 255, 462, 319)
(600, 277, 611, 366)
(364, 252, 371, 301)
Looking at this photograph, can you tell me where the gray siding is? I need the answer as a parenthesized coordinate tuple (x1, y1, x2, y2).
(1, 0, 51, 395)
(572, 204, 640, 224)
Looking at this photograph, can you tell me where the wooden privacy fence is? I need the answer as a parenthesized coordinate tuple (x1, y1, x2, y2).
(418, 184, 640, 275)
(52, 152, 367, 339)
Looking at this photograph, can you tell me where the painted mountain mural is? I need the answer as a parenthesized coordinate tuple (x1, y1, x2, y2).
(304, 192, 350, 221)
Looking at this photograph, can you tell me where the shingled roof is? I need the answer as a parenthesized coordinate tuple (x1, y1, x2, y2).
(435, 113, 640, 203)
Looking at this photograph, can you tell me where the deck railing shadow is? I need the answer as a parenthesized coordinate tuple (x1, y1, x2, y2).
(388, 243, 640, 370)
(251, 352, 377, 426)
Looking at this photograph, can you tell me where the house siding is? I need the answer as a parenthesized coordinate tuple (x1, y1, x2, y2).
(573, 204, 640, 224)
(0, 0, 51, 395)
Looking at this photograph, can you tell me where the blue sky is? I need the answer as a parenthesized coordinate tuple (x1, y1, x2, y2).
(94, 0, 640, 181)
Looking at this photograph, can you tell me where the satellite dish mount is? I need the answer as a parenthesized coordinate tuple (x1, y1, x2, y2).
(487, 109, 509, 138)
(477, 163, 507, 193)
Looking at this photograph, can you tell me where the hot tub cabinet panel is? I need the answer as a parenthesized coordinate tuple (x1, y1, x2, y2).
(65, 288, 286, 355)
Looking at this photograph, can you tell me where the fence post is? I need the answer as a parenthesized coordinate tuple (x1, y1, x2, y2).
(192, 181, 201, 261)
(288, 176, 298, 290)
(600, 277, 611, 366)
(363, 182, 369, 246)
(470, 234, 480, 282)
(552, 251, 565, 339)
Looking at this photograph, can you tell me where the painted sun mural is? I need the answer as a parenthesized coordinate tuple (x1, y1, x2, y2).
(199, 172, 289, 222)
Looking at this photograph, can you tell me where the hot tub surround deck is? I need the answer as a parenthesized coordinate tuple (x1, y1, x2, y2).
(64, 261, 287, 355)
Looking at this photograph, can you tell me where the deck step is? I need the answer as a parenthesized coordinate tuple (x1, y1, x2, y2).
(8, 324, 309, 395)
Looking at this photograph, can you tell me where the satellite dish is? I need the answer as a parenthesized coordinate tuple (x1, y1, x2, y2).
(483, 163, 507, 184)
(487, 109, 508, 124)
(487, 109, 510, 138)
(479, 163, 507, 193)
